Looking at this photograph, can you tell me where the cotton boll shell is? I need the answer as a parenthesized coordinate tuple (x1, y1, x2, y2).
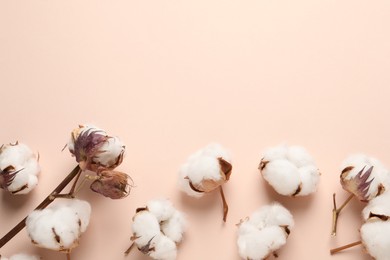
(361, 219, 390, 260)
(161, 211, 186, 243)
(26, 199, 91, 252)
(149, 234, 177, 260)
(147, 199, 175, 222)
(261, 160, 301, 196)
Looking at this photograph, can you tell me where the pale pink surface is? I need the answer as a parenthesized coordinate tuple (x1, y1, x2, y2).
(0, 1, 389, 259)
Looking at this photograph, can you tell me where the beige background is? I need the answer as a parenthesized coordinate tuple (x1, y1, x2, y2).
(1, 1, 390, 259)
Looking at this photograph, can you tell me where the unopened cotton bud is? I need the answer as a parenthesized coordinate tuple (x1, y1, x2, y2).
(90, 170, 132, 199)
(68, 125, 125, 172)
(340, 154, 390, 201)
(26, 199, 91, 252)
(0, 142, 40, 194)
(260, 145, 320, 196)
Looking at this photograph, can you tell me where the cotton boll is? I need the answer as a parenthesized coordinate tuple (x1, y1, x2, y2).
(149, 234, 177, 260)
(132, 211, 161, 247)
(95, 136, 125, 169)
(341, 154, 390, 201)
(362, 192, 390, 221)
(298, 165, 321, 196)
(147, 199, 175, 222)
(286, 146, 315, 168)
(237, 203, 293, 260)
(249, 203, 294, 230)
(186, 155, 221, 184)
(178, 167, 204, 198)
(130, 199, 186, 259)
(261, 160, 301, 196)
(178, 144, 232, 221)
(178, 143, 232, 195)
(1, 254, 40, 260)
(68, 125, 125, 172)
(237, 231, 270, 260)
(261, 145, 288, 162)
(361, 220, 390, 260)
(26, 199, 91, 252)
(161, 211, 186, 243)
(0, 142, 40, 194)
(200, 143, 232, 163)
(260, 145, 320, 196)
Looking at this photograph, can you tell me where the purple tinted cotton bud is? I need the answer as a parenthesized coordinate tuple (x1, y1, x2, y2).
(68, 125, 125, 172)
(90, 170, 133, 199)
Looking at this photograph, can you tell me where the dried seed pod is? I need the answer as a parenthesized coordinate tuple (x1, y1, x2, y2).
(360, 192, 390, 260)
(178, 143, 232, 221)
(90, 170, 133, 199)
(259, 145, 320, 196)
(68, 125, 125, 172)
(0, 254, 40, 260)
(340, 154, 390, 202)
(0, 142, 40, 194)
(26, 199, 91, 253)
(130, 199, 186, 260)
(237, 203, 294, 260)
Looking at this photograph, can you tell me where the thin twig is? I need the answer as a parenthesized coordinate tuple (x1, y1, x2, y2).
(331, 193, 354, 236)
(66, 252, 71, 260)
(124, 241, 135, 256)
(68, 169, 82, 195)
(0, 165, 81, 248)
(330, 240, 362, 255)
(219, 186, 228, 222)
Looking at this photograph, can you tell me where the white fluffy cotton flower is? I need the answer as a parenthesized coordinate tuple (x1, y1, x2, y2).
(259, 145, 320, 196)
(237, 203, 294, 260)
(340, 154, 390, 202)
(0, 254, 40, 260)
(0, 142, 40, 194)
(26, 199, 91, 252)
(68, 125, 125, 172)
(130, 199, 186, 260)
(178, 143, 232, 197)
(358, 191, 390, 260)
